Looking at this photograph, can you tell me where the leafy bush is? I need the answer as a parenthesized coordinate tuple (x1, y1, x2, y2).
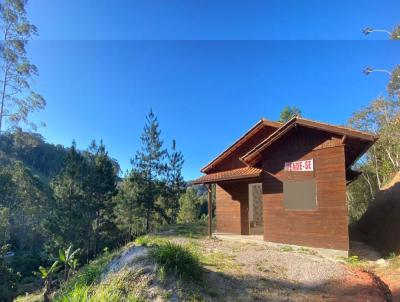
(149, 242, 202, 281)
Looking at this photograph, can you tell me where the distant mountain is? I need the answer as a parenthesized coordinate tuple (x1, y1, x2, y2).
(0, 130, 69, 183)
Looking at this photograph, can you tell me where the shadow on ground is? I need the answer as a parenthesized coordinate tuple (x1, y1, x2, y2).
(198, 267, 391, 302)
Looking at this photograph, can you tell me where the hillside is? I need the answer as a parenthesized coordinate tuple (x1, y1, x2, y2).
(16, 223, 394, 302)
(0, 131, 68, 182)
(357, 172, 400, 254)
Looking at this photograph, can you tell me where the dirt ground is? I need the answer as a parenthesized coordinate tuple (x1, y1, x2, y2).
(162, 235, 391, 302)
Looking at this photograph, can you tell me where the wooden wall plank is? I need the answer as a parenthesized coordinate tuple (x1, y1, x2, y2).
(262, 127, 348, 251)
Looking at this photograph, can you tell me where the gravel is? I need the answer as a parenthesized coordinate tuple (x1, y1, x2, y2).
(235, 246, 347, 286)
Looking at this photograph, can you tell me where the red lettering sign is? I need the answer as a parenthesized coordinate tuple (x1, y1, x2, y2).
(284, 159, 313, 171)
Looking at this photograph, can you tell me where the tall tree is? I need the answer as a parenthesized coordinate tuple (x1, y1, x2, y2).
(165, 139, 186, 222)
(348, 97, 400, 190)
(388, 65, 400, 98)
(49, 142, 92, 258)
(132, 109, 167, 232)
(86, 140, 119, 255)
(278, 106, 301, 123)
(114, 171, 147, 241)
(347, 64, 400, 221)
(0, 0, 45, 133)
(391, 25, 400, 40)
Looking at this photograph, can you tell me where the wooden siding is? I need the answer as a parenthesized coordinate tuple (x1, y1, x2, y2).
(262, 127, 349, 251)
(210, 126, 276, 173)
(216, 182, 249, 235)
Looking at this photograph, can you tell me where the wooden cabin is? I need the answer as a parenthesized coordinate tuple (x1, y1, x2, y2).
(193, 117, 377, 254)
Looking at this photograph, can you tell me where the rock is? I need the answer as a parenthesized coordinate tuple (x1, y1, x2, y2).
(375, 258, 387, 266)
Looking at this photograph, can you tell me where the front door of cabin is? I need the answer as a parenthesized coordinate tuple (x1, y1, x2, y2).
(248, 183, 263, 235)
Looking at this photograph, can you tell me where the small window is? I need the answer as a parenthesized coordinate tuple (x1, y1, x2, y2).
(283, 179, 317, 210)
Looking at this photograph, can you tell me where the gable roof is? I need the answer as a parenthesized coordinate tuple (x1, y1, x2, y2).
(200, 118, 281, 173)
(240, 116, 378, 166)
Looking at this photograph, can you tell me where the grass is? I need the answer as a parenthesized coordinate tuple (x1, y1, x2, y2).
(149, 241, 203, 281)
(134, 235, 168, 247)
(281, 245, 294, 252)
(157, 221, 209, 238)
(200, 251, 241, 271)
(385, 254, 400, 270)
(88, 270, 143, 302)
(52, 249, 117, 302)
(15, 250, 116, 302)
(340, 255, 368, 268)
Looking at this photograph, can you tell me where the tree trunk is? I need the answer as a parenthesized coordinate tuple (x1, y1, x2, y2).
(0, 69, 8, 134)
(94, 210, 99, 256)
(43, 278, 51, 302)
(146, 208, 151, 233)
(372, 146, 382, 189)
(362, 172, 375, 201)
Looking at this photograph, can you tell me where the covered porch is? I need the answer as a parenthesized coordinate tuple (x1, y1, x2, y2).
(192, 166, 264, 238)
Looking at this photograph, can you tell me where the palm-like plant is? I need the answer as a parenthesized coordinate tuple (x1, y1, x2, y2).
(37, 261, 60, 302)
(59, 244, 80, 281)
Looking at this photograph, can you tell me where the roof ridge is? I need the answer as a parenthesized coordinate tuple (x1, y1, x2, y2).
(241, 116, 378, 166)
(296, 117, 378, 138)
(200, 118, 280, 173)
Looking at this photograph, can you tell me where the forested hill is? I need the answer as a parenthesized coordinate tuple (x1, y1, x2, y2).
(0, 130, 68, 182)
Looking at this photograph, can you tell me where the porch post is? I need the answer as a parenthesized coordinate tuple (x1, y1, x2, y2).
(208, 183, 212, 238)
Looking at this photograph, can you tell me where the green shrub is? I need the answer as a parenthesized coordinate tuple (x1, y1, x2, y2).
(149, 242, 202, 281)
(345, 255, 360, 264)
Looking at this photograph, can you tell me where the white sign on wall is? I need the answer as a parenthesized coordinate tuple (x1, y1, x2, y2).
(284, 159, 313, 172)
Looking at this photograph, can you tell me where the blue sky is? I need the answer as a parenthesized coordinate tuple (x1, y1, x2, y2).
(22, 1, 400, 180)
(28, 0, 399, 40)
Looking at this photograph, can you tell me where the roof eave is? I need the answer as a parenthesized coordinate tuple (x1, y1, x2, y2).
(200, 118, 281, 173)
(191, 173, 261, 185)
(241, 117, 378, 166)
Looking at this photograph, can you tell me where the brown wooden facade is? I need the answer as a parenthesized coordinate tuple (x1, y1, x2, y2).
(193, 117, 377, 252)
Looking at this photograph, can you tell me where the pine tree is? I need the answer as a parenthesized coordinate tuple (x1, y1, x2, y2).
(50, 141, 91, 257)
(132, 109, 167, 232)
(165, 139, 186, 223)
(278, 106, 301, 123)
(86, 140, 119, 254)
(114, 171, 147, 241)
